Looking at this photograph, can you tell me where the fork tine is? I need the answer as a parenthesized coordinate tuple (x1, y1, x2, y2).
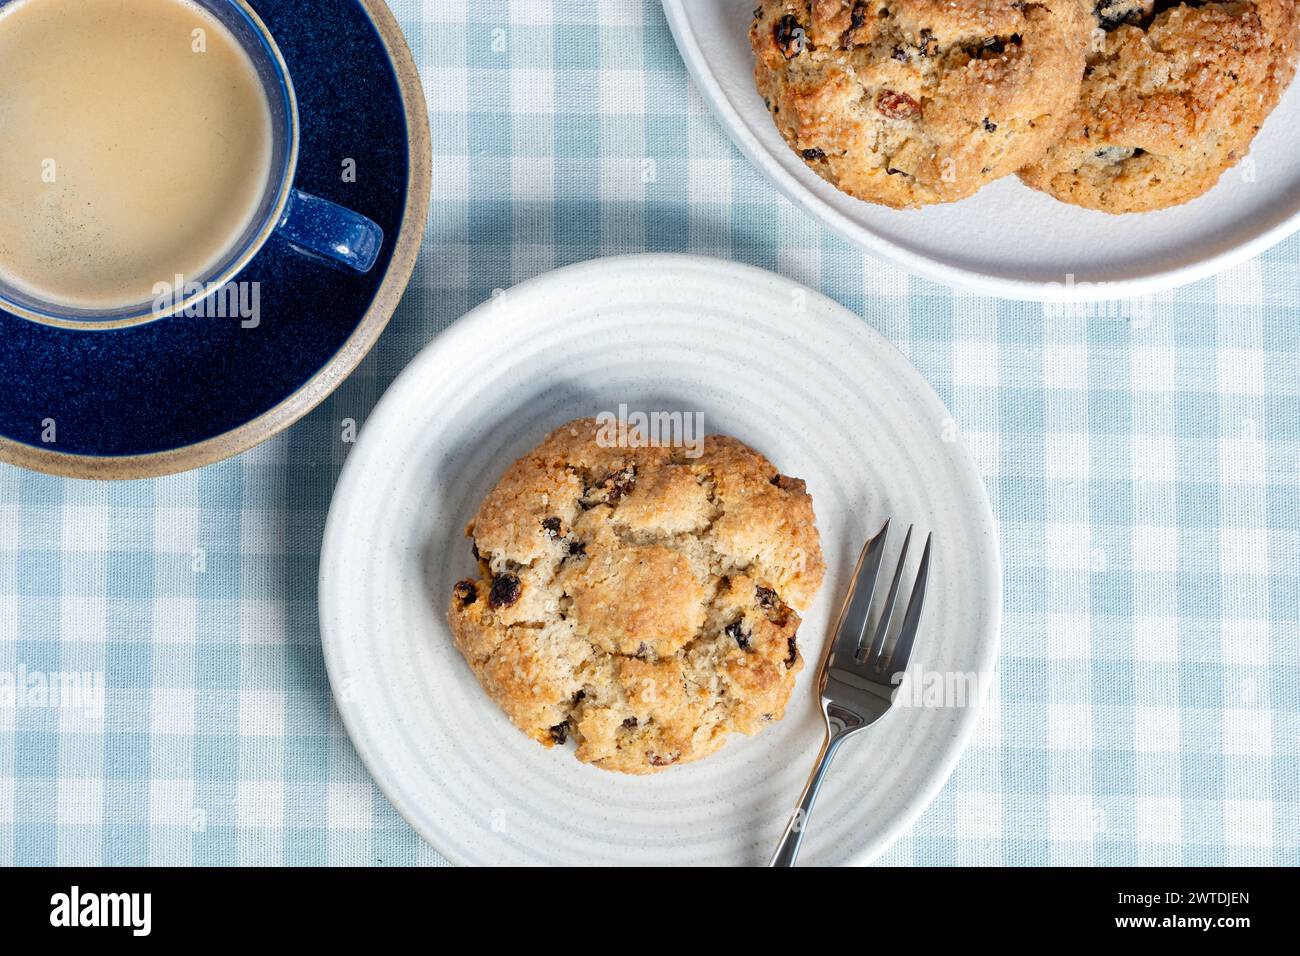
(827, 520, 890, 663)
(859, 524, 913, 665)
(884, 532, 931, 678)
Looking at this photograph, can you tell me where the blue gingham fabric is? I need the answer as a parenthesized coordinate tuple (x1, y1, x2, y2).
(0, 0, 1296, 866)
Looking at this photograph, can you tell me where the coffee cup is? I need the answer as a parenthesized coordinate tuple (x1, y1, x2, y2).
(0, 0, 385, 329)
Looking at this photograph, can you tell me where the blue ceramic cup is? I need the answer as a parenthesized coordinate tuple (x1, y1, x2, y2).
(0, 0, 384, 329)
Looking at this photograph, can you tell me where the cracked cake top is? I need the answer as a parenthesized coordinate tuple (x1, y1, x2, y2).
(749, 0, 1091, 207)
(447, 417, 826, 774)
(1019, 1, 1300, 213)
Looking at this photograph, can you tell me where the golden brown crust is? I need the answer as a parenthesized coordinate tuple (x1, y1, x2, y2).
(1019, 1, 1300, 213)
(750, 0, 1091, 208)
(447, 418, 825, 774)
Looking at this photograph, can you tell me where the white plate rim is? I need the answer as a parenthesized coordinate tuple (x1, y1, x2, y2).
(319, 253, 1004, 866)
(660, 0, 1300, 303)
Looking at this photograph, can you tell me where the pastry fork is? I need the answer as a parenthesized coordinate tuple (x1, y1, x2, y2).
(768, 520, 931, 867)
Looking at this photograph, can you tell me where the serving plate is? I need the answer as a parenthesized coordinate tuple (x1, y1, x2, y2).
(662, 0, 1300, 301)
(319, 254, 1002, 866)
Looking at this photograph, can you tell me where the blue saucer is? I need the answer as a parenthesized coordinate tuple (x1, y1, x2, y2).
(0, 0, 427, 477)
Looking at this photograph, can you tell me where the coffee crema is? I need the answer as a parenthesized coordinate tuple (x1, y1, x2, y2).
(0, 0, 274, 312)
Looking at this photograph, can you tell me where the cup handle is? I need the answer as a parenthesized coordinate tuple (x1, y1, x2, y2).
(274, 189, 384, 274)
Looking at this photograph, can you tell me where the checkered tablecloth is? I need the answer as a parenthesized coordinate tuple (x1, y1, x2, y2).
(1, 0, 1296, 867)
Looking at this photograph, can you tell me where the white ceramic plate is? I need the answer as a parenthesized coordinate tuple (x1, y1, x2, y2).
(319, 255, 1001, 866)
(662, 0, 1300, 301)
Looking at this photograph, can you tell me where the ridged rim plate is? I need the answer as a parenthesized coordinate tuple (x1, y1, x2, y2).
(319, 254, 1002, 866)
(662, 0, 1300, 302)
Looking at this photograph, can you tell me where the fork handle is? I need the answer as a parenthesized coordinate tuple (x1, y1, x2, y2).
(768, 732, 847, 867)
